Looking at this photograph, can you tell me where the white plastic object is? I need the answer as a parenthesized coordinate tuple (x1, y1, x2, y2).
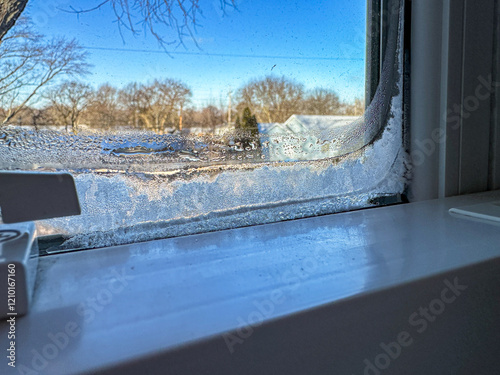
(0, 222, 38, 319)
(449, 201, 500, 224)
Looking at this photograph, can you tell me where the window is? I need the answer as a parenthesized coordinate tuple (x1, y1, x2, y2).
(0, 0, 408, 252)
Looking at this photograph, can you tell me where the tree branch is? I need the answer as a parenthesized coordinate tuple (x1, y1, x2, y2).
(0, 0, 29, 42)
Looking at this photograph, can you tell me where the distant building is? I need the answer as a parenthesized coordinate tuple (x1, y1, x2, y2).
(258, 115, 359, 161)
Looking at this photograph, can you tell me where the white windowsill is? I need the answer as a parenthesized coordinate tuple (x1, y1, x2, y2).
(2, 191, 500, 374)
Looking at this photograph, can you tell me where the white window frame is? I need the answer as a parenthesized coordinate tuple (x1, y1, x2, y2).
(410, 0, 500, 201)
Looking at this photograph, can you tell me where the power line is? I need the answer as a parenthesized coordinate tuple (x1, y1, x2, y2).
(82, 46, 364, 61)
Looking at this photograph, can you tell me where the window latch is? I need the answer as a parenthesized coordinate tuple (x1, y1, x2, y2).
(0, 172, 81, 319)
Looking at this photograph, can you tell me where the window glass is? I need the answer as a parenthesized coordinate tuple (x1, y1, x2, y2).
(0, 0, 406, 252)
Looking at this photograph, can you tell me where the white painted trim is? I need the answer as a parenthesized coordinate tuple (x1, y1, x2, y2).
(2, 191, 500, 374)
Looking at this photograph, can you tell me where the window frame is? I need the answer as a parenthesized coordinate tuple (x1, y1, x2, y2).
(409, 0, 500, 201)
(3, 0, 413, 253)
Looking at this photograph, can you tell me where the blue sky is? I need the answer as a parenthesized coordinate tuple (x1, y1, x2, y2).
(25, 0, 366, 108)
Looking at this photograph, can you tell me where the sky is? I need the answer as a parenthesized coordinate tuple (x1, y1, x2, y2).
(24, 0, 366, 109)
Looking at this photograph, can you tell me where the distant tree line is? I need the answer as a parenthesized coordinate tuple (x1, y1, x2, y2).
(1, 75, 364, 133)
(0, 77, 364, 134)
(235, 76, 364, 124)
(0, 18, 364, 134)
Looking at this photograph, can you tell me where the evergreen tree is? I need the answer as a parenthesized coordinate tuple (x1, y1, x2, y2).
(235, 107, 260, 150)
(240, 107, 259, 136)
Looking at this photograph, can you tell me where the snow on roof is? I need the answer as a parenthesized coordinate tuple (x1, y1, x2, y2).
(284, 115, 358, 131)
(259, 116, 359, 135)
(282, 115, 360, 140)
(257, 123, 285, 135)
(257, 115, 365, 161)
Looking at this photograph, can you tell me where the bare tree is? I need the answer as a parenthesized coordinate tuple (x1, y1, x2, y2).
(0, 1, 236, 47)
(136, 83, 167, 133)
(237, 76, 305, 123)
(0, 19, 42, 99)
(0, 0, 28, 42)
(0, 19, 90, 124)
(118, 82, 144, 128)
(179, 107, 197, 129)
(344, 98, 365, 116)
(64, 0, 236, 49)
(130, 79, 191, 133)
(304, 88, 341, 115)
(199, 105, 222, 133)
(43, 80, 92, 132)
(0, 0, 236, 48)
(84, 83, 123, 129)
(22, 106, 53, 129)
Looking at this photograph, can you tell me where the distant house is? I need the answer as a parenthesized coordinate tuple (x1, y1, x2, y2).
(258, 115, 359, 161)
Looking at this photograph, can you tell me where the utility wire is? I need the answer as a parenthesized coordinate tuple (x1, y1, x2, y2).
(82, 46, 364, 61)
